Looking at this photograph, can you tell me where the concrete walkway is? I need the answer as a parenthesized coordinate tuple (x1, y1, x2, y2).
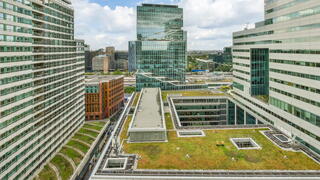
(82, 127, 100, 134)
(65, 145, 85, 156)
(71, 138, 91, 147)
(48, 163, 61, 180)
(58, 153, 76, 171)
(77, 132, 96, 140)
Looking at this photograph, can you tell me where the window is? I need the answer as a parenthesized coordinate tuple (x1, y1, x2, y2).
(6, 25, 13, 32)
(6, 3, 14, 11)
(0, 13, 4, 20)
(6, 14, 14, 21)
(0, 35, 4, 41)
(0, 2, 3, 8)
(0, 24, 4, 31)
(6, 36, 14, 42)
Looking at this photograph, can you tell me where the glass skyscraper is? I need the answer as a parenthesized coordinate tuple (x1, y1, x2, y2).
(0, 0, 85, 179)
(133, 4, 188, 91)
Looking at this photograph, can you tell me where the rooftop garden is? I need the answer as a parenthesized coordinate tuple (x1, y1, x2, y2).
(161, 90, 225, 101)
(36, 121, 107, 180)
(120, 114, 320, 170)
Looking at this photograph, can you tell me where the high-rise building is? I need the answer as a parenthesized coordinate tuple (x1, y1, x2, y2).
(132, 4, 188, 91)
(232, 0, 320, 154)
(0, 0, 85, 179)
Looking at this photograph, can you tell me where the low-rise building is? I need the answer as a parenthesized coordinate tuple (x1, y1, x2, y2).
(85, 75, 124, 120)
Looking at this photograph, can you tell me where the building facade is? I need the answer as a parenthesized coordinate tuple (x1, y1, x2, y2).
(232, 0, 320, 154)
(132, 4, 188, 91)
(85, 75, 124, 121)
(92, 55, 110, 73)
(128, 41, 136, 72)
(0, 0, 85, 179)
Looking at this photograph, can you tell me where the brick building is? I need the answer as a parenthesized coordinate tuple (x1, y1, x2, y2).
(85, 75, 124, 120)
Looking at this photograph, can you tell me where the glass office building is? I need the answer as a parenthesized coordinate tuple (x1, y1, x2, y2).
(232, 0, 320, 155)
(0, 0, 85, 179)
(133, 4, 188, 91)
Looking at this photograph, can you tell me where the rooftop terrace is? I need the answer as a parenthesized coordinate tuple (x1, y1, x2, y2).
(121, 114, 320, 170)
(130, 88, 164, 129)
(35, 121, 107, 180)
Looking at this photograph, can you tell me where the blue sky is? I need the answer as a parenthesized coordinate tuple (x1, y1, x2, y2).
(71, 0, 264, 50)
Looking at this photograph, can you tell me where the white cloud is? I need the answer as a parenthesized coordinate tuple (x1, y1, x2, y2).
(71, 0, 264, 50)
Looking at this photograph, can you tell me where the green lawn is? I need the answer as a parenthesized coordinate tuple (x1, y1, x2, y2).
(67, 140, 90, 153)
(122, 116, 320, 170)
(79, 128, 99, 137)
(60, 147, 83, 165)
(87, 121, 106, 127)
(165, 113, 174, 130)
(132, 93, 140, 106)
(83, 123, 103, 131)
(37, 165, 57, 180)
(51, 155, 74, 180)
(120, 115, 132, 141)
(73, 133, 95, 144)
(162, 90, 224, 101)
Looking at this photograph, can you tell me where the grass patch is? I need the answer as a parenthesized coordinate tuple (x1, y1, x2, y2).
(37, 165, 57, 180)
(67, 140, 90, 153)
(122, 128, 320, 170)
(60, 147, 83, 165)
(162, 90, 224, 101)
(165, 113, 174, 130)
(87, 121, 106, 127)
(73, 133, 95, 144)
(132, 93, 140, 106)
(83, 124, 103, 131)
(120, 115, 132, 141)
(78, 128, 99, 138)
(51, 155, 73, 180)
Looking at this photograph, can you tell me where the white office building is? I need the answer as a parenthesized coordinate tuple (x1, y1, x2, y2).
(0, 0, 85, 179)
(232, 0, 320, 154)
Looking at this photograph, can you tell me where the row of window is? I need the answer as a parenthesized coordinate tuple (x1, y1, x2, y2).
(234, 35, 320, 46)
(0, 73, 33, 85)
(0, 1, 32, 16)
(0, 91, 33, 107)
(270, 87, 320, 108)
(0, 64, 33, 74)
(270, 59, 320, 67)
(266, 0, 309, 14)
(234, 22, 320, 40)
(1, 100, 33, 117)
(265, 5, 320, 25)
(234, 69, 250, 75)
(270, 78, 320, 95)
(233, 75, 250, 82)
(270, 97, 320, 127)
(0, 55, 33, 63)
(234, 62, 250, 67)
(232, 56, 249, 60)
(233, 82, 244, 91)
(0, 82, 33, 96)
(0, 34, 32, 43)
(0, 46, 32, 52)
(0, 12, 32, 24)
(0, 23, 32, 34)
(270, 49, 320, 54)
(270, 68, 320, 81)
